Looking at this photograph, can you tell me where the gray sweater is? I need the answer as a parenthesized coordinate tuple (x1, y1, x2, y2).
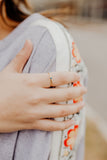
(0, 13, 56, 160)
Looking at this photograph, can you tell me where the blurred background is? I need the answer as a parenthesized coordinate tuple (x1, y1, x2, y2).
(28, 0, 107, 160)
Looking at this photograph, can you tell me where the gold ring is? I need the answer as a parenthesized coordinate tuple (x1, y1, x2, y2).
(48, 73, 53, 87)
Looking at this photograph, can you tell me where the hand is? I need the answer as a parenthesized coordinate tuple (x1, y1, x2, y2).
(0, 40, 87, 133)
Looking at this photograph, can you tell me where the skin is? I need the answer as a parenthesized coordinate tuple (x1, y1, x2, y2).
(0, 3, 87, 133)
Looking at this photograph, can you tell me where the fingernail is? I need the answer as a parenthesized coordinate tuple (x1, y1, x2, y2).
(23, 40, 33, 56)
(82, 87, 87, 93)
(24, 40, 33, 50)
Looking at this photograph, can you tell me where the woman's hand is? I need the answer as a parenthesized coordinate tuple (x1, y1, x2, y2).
(0, 40, 87, 133)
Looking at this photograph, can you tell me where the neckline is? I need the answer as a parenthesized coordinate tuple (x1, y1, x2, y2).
(0, 13, 41, 50)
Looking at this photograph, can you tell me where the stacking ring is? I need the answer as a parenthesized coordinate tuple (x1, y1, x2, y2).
(48, 73, 53, 87)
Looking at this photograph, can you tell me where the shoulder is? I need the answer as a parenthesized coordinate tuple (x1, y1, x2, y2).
(17, 13, 73, 49)
(18, 13, 59, 49)
(17, 13, 50, 44)
(21, 13, 73, 45)
(21, 14, 57, 72)
(25, 14, 73, 66)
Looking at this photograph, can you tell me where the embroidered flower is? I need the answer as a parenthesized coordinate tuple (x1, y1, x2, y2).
(64, 125, 79, 150)
(72, 42, 81, 63)
(73, 81, 83, 103)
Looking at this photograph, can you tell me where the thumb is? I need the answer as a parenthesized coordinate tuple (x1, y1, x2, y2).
(5, 40, 33, 73)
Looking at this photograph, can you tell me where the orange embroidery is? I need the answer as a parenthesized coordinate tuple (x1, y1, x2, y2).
(64, 125, 79, 150)
(72, 42, 81, 63)
(73, 81, 83, 103)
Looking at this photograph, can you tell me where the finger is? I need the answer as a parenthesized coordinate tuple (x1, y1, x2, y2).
(36, 86, 87, 104)
(5, 40, 33, 73)
(22, 71, 80, 88)
(29, 119, 75, 131)
(42, 102, 85, 119)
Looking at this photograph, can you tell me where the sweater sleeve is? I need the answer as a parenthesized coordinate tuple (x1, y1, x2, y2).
(29, 30, 56, 73)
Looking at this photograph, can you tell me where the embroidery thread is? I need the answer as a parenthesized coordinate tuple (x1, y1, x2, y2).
(64, 125, 79, 150)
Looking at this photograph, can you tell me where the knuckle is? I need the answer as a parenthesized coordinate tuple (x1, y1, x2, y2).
(31, 95, 46, 105)
(23, 77, 37, 87)
(37, 95, 46, 104)
(59, 108, 67, 117)
(31, 120, 40, 130)
(28, 115, 36, 123)
(32, 96, 41, 105)
(25, 111, 37, 123)
(59, 73, 68, 84)
(20, 111, 36, 125)
(66, 89, 72, 100)
(16, 53, 23, 59)
(22, 77, 30, 86)
(27, 78, 35, 86)
(60, 122, 67, 130)
(17, 50, 28, 59)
